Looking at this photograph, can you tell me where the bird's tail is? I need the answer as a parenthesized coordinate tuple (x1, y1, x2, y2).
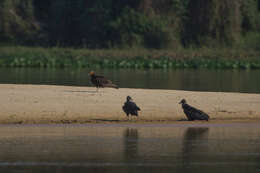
(104, 83, 119, 89)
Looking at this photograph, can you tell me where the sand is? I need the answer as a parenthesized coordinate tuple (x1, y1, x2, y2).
(0, 84, 260, 124)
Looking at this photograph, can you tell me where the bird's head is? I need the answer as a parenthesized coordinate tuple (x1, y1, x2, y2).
(126, 96, 133, 101)
(179, 99, 187, 104)
(89, 71, 95, 76)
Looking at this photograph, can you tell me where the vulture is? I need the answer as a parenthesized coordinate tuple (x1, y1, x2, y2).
(89, 71, 118, 91)
(179, 99, 210, 121)
(122, 96, 141, 119)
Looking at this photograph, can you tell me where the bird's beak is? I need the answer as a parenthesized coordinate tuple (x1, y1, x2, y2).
(179, 101, 182, 104)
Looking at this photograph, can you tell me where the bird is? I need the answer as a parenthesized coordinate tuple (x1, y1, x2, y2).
(89, 71, 118, 91)
(122, 96, 141, 120)
(179, 99, 210, 121)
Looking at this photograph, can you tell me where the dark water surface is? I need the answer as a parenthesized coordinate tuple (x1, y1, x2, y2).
(0, 68, 260, 93)
(0, 124, 260, 173)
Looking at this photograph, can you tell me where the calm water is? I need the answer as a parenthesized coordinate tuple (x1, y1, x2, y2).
(0, 68, 260, 93)
(0, 124, 260, 173)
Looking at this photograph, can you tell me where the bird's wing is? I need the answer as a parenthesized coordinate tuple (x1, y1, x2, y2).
(95, 75, 110, 84)
(129, 101, 141, 111)
(194, 110, 209, 120)
(188, 105, 209, 120)
(93, 75, 118, 88)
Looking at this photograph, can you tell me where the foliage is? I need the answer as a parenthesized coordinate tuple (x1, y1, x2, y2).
(241, 0, 260, 32)
(0, 0, 40, 44)
(236, 32, 260, 50)
(0, 0, 259, 48)
(0, 47, 259, 69)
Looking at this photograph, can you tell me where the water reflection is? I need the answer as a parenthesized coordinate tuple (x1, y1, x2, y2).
(182, 128, 209, 167)
(0, 68, 260, 93)
(0, 125, 259, 173)
(124, 128, 139, 161)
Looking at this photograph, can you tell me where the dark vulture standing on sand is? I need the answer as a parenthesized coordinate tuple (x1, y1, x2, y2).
(122, 96, 141, 119)
(89, 71, 118, 91)
(179, 99, 210, 121)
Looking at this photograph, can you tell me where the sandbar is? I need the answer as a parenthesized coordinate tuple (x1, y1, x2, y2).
(0, 84, 260, 124)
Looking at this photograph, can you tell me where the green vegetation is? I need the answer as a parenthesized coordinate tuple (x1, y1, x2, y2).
(0, 0, 259, 69)
(0, 0, 260, 49)
(0, 46, 259, 69)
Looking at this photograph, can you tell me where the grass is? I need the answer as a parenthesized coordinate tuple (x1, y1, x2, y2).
(0, 46, 259, 69)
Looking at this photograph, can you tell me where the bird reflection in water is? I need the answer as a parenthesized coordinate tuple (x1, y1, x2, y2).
(124, 128, 139, 161)
(182, 127, 209, 167)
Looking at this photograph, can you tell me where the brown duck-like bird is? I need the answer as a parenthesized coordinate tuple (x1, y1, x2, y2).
(122, 96, 141, 119)
(179, 99, 210, 121)
(89, 71, 118, 90)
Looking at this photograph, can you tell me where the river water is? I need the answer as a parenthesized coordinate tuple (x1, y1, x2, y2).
(0, 123, 260, 173)
(0, 68, 260, 93)
(0, 68, 259, 172)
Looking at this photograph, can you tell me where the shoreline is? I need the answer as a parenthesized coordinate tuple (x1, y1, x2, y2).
(0, 84, 260, 124)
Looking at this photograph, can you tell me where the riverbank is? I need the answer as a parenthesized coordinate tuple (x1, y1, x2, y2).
(0, 84, 260, 124)
(0, 46, 260, 69)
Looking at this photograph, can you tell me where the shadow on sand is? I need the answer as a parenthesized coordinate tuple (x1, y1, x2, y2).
(90, 119, 127, 122)
(63, 90, 98, 93)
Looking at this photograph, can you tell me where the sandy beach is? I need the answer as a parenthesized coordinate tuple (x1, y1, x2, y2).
(0, 84, 259, 124)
